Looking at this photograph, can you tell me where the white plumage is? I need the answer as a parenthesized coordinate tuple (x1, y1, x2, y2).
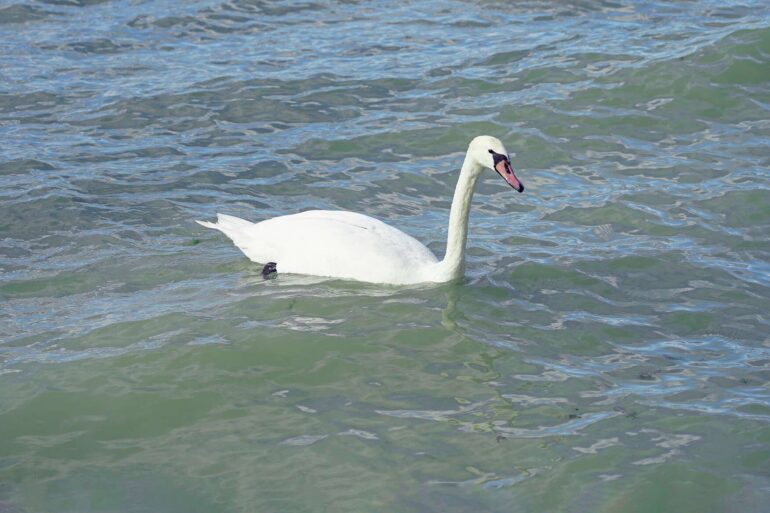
(197, 136, 524, 285)
(197, 210, 438, 284)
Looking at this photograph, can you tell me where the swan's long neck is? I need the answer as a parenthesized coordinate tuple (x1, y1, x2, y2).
(437, 154, 481, 280)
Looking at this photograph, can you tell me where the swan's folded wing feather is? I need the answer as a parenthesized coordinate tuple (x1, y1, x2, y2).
(198, 210, 439, 283)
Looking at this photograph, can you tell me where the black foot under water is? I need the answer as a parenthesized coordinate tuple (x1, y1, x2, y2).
(262, 262, 277, 279)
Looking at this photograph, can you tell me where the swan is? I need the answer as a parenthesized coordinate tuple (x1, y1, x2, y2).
(197, 135, 524, 285)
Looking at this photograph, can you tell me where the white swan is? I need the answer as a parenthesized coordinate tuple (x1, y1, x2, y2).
(197, 135, 524, 285)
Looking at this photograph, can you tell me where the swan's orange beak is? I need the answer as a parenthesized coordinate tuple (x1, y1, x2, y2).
(495, 159, 524, 193)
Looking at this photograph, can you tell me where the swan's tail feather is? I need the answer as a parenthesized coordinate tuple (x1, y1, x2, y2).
(195, 219, 218, 230)
(216, 213, 256, 231)
(196, 214, 262, 261)
(196, 214, 255, 233)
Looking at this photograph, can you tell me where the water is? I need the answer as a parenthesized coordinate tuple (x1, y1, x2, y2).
(1, 0, 769, 511)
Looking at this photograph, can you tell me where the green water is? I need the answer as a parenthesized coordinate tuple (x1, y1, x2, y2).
(1, 1, 770, 511)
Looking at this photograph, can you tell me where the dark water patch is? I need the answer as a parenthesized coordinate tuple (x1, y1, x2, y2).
(501, 235, 559, 248)
(431, 67, 585, 101)
(38, 0, 112, 6)
(504, 262, 639, 323)
(126, 0, 324, 40)
(0, 4, 52, 24)
(296, 121, 504, 161)
(659, 310, 717, 336)
(75, 74, 377, 132)
(339, 44, 405, 57)
(218, 96, 357, 124)
(714, 58, 770, 85)
(39, 38, 145, 55)
(568, 26, 770, 128)
(711, 27, 770, 85)
(0, 194, 108, 239)
(574, 252, 766, 307)
(0, 159, 56, 175)
(221, 0, 324, 17)
(72, 96, 214, 131)
(696, 189, 770, 228)
(544, 202, 663, 235)
(478, 49, 530, 67)
(0, 91, 74, 116)
(613, 163, 728, 182)
(69, 165, 281, 202)
(62, 145, 186, 164)
(0, 267, 107, 300)
(512, 262, 615, 295)
(128, 13, 270, 39)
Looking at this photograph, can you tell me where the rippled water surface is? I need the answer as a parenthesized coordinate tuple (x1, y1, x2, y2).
(2, 1, 770, 511)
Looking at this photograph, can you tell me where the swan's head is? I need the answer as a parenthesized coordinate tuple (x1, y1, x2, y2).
(468, 135, 524, 193)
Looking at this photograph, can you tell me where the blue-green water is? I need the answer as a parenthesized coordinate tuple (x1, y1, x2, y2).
(2, 1, 770, 511)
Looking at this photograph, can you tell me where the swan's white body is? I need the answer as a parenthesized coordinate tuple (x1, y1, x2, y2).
(199, 210, 442, 284)
(197, 136, 524, 285)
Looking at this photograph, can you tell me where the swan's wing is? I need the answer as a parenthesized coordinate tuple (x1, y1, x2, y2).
(258, 211, 438, 276)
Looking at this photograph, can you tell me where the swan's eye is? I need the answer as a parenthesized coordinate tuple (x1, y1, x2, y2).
(489, 150, 508, 166)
